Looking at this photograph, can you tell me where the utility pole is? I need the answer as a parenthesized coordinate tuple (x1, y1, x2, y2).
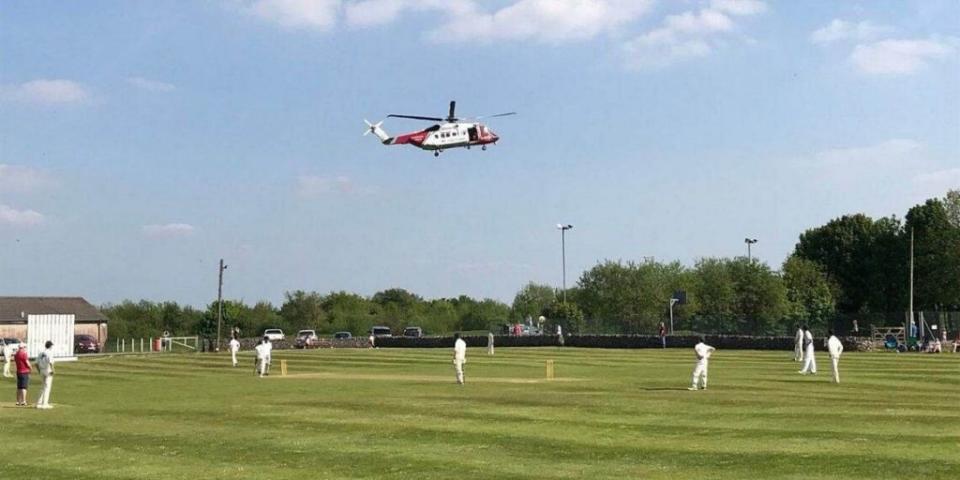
(217, 258, 227, 352)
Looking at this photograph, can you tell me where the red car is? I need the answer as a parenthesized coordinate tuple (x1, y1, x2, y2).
(74, 334, 101, 354)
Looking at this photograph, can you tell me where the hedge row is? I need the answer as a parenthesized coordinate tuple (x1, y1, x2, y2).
(227, 335, 870, 351)
(375, 334, 868, 351)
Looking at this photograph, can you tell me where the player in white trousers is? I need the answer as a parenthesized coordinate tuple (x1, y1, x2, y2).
(487, 332, 494, 356)
(229, 337, 240, 367)
(799, 326, 817, 374)
(688, 337, 715, 391)
(794, 326, 804, 362)
(254, 338, 268, 377)
(453, 333, 467, 385)
(264, 338, 273, 375)
(826, 330, 843, 383)
(2, 342, 14, 378)
(35, 341, 55, 409)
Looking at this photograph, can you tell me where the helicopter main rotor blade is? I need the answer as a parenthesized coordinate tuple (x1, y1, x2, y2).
(387, 114, 444, 121)
(470, 112, 517, 120)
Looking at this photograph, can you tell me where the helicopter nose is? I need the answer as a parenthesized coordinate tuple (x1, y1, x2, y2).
(490, 131, 499, 142)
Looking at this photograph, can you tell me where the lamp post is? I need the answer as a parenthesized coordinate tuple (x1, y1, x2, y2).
(216, 258, 228, 352)
(557, 224, 573, 304)
(744, 238, 758, 262)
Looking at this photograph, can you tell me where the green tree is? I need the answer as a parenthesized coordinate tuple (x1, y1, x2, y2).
(905, 197, 960, 310)
(279, 291, 325, 333)
(794, 213, 905, 313)
(781, 255, 836, 332)
(541, 301, 585, 334)
(511, 283, 556, 322)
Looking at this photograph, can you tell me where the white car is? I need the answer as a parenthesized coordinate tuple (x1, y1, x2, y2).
(263, 329, 285, 341)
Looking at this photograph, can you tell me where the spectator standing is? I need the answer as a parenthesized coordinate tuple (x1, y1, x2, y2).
(487, 332, 494, 356)
(688, 337, 715, 391)
(453, 333, 467, 385)
(826, 330, 843, 383)
(658, 322, 667, 349)
(35, 341, 55, 409)
(14, 345, 30, 406)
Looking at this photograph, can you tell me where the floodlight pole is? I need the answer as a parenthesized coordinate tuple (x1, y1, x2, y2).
(558, 224, 573, 304)
(909, 228, 914, 338)
(745, 238, 758, 262)
(216, 258, 227, 352)
(669, 298, 679, 334)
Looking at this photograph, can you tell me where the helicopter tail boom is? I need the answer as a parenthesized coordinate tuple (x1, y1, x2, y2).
(363, 119, 393, 144)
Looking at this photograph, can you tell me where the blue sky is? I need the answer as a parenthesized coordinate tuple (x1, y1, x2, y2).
(1, 0, 958, 307)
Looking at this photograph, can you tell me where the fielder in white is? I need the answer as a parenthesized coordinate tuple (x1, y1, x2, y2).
(35, 341, 55, 409)
(827, 330, 843, 383)
(794, 326, 804, 362)
(2, 342, 15, 378)
(254, 338, 269, 378)
(487, 331, 494, 356)
(453, 333, 467, 385)
(264, 338, 273, 375)
(229, 337, 240, 367)
(799, 326, 817, 375)
(688, 337, 715, 391)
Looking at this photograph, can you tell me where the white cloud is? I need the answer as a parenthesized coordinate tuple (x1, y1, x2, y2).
(810, 19, 891, 45)
(816, 138, 922, 166)
(0, 165, 57, 193)
(297, 175, 355, 197)
(710, 0, 766, 16)
(127, 76, 176, 92)
(244, 0, 341, 30)
(851, 37, 957, 74)
(0, 79, 91, 105)
(913, 168, 960, 194)
(623, 0, 766, 69)
(345, 0, 472, 28)
(430, 0, 655, 44)
(0, 205, 45, 227)
(142, 223, 196, 237)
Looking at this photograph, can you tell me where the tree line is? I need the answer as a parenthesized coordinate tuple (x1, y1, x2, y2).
(103, 190, 959, 338)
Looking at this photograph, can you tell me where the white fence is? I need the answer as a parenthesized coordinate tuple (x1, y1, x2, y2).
(27, 314, 75, 359)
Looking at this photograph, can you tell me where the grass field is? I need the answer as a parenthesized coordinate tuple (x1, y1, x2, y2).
(1, 347, 958, 479)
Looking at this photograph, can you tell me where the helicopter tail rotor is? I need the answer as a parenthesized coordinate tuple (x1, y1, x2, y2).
(363, 119, 392, 144)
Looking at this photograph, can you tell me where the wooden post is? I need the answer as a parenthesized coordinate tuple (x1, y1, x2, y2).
(280, 359, 288, 377)
(545, 360, 555, 380)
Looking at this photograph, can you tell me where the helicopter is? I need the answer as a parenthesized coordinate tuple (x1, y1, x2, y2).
(364, 101, 515, 156)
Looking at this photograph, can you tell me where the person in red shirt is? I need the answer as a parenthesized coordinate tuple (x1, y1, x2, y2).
(14, 346, 30, 406)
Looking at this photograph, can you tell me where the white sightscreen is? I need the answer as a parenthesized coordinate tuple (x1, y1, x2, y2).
(27, 314, 75, 358)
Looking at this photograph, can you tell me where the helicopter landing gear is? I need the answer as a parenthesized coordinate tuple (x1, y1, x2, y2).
(481, 145, 487, 151)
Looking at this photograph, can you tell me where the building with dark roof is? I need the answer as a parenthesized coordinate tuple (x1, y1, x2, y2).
(0, 297, 108, 343)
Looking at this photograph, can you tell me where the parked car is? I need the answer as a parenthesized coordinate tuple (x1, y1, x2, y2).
(294, 330, 318, 348)
(403, 326, 423, 338)
(370, 326, 392, 337)
(0, 338, 23, 358)
(263, 329, 285, 341)
(74, 334, 101, 354)
(333, 331, 352, 339)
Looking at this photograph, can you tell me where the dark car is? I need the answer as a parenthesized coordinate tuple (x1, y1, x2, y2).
(74, 334, 101, 354)
(333, 332, 352, 339)
(403, 327, 423, 338)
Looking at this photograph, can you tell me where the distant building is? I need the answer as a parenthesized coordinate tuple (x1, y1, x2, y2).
(0, 297, 108, 343)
